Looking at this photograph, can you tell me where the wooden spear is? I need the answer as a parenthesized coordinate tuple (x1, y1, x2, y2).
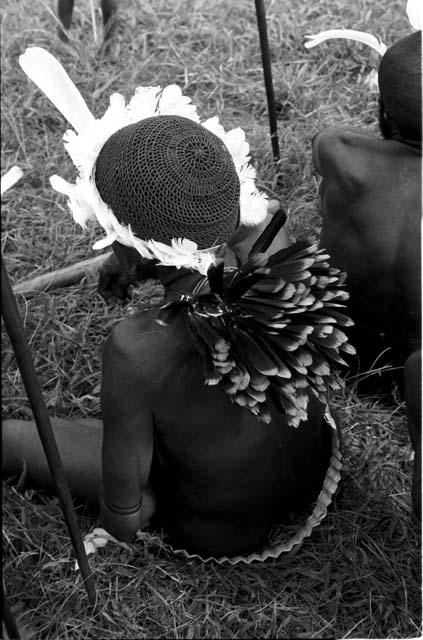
(1, 253, 96, 605)
(254, 0, 280, 163)
(12, 252, 111, 297)
(2, 583, 21, 640)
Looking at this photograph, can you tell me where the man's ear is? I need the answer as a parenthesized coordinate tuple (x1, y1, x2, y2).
(228, 200, 290, 264)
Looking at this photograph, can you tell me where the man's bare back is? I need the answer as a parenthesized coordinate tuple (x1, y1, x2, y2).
(313, 126, 421, 370)
(101, 299, 332, 557)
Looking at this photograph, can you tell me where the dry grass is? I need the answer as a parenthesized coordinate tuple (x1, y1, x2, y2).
(1, 0, 421, 638)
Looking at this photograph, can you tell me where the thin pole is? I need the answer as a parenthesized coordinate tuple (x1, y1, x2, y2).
(1, 254, 96, 605)
(254, 0, 280, 163)
(2, 584, 21, 639)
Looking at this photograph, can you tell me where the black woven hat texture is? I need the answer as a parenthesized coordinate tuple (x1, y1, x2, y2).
(95, 115, 241, 249)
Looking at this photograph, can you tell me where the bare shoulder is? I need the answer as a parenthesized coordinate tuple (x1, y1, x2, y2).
(312, 126, 394, 189)
(106, 308, 164, 355)
(313, 125, 377, 162)
(103, 306, 194, 383)
(313, 125, 376, 151)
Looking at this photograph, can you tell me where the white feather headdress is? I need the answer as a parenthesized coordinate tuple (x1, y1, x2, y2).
(19, 47, 269, 275)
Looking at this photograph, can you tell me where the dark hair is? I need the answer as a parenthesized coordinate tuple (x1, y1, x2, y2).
(378, 31, 422, 142)
(111, 242, 158, 282)
(378, 98, 402, 140)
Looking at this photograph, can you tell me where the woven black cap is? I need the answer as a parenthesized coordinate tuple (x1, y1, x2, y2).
(94, 115, 241, 249)
(378, 31, 422, 140)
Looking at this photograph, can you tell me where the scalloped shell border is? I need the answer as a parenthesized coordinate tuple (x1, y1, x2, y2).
(171, 409, 342, 564)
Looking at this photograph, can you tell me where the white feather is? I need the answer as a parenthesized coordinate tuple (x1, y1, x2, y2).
(1, 166, 23, 195)
(304, 29, 387, 56)
(19, 47, 95, 133)
(239, 187, 268, 226)
(49, 174, 73, 196)
(406, 0, 423, 30)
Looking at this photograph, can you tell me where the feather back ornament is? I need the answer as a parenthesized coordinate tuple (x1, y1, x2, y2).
(158, 229, 355, 428)
(18, 47, 269, 274)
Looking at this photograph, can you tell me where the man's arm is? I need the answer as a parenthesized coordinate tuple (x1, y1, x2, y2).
(312, 127, 348, 178)
(312, 126, 374, 185)
(100, 322, 154, 541)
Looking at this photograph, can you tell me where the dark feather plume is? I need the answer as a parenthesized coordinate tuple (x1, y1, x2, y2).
(247, 208, 287, 257)
(157, 239, 355, 427)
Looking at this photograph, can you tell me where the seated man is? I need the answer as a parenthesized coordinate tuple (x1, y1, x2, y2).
(4, 51, 353, 557)
(312, 30, 421, 379)
(312, 31, 421, 517)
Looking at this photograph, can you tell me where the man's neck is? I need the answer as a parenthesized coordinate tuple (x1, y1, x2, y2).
(156, 245, 238, 296)
(156, 266, 204, 295)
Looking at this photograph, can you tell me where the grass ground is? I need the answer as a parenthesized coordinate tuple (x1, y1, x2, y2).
(1, 0, 421, 638)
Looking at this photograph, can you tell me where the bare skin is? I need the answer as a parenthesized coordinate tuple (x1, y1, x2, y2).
(2, 295, 331, 557)
(3, 214, 333, 557)
(313, 125, 421, 377)
(98, 264, 332, 556)
(313, 120, 421, 518)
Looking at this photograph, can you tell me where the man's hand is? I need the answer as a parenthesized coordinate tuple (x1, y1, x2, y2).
(98, 244, 158, 303)
(97, 253, 136, 303)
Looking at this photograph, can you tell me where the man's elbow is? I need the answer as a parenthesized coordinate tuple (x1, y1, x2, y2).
(100, 494, 143, 542)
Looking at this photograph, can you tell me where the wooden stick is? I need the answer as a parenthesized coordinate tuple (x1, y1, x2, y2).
(1, 254, 96, 605)
(254, 0, 280, 163)
(13, 252, 111, 297)
(2, 584, 21, 640)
